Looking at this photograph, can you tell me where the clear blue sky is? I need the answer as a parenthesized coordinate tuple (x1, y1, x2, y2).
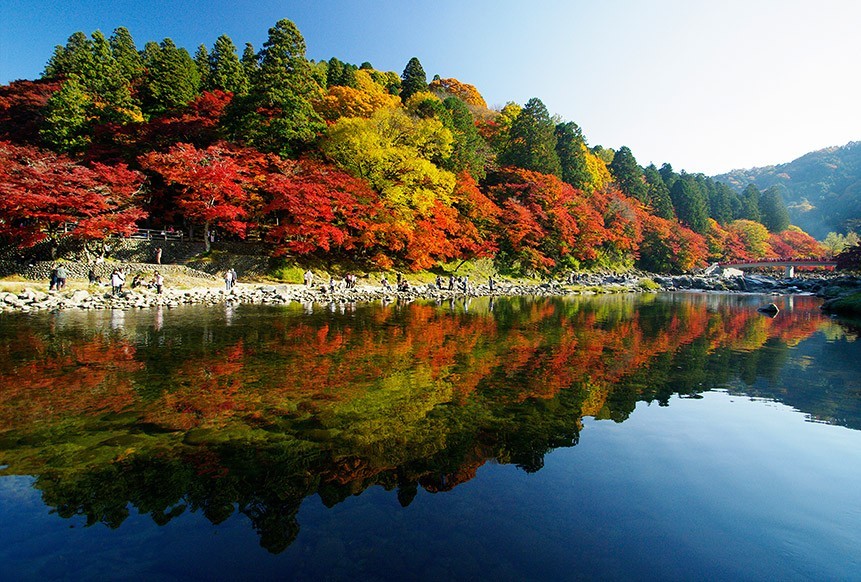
(1, 0, 859, 175)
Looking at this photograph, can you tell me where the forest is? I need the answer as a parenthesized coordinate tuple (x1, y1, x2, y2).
(0, 18, 830, 274)
(714, 141, 861, 240)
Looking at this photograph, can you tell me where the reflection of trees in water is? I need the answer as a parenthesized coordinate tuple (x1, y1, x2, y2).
(0, 294, 850, 552)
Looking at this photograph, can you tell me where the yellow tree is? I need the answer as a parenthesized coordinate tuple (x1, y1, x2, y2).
(313, 70, 400, 121)
(321, 107, 455, 213)
(322, 107, 460, 269)
(727, 219, 771, 258)
(428, 77, 488, 108)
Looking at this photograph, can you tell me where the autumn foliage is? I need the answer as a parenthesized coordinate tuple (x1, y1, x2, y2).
(0, 140, 144, 246)
(0, 18, 827, 274)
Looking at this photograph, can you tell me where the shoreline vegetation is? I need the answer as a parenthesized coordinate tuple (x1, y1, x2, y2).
(3, 17, 855, 287)
(1, 261, 859, 315)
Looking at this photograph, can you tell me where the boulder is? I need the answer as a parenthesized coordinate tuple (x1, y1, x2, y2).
(0, 292, 18, 304)
(757, 303, 779, 315)
(70, 289, 90, 303)
(720, 267, 744, 278)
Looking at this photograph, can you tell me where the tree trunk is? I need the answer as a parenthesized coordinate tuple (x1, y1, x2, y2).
(204, 221, 211, 253)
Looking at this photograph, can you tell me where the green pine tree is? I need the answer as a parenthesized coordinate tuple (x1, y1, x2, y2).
(400, 57, 428, 102)
(42, 31, 92, 79)
(644, 164, 675, 219)
(194, 44, 210, 89)
(223, 19, 324, 157)
(109, 27, 142, 82)
(609, 146, 648, 203)
(759, 186, 791, 232)
(708, 181, 736, 225)
(738, 184, 762, 222)
(208, 35, 248, 94)
(555, 121, 591, 191)
(499, 97, 561, 177)
(141, 39, 201, 114)
(241, 43, 259, 82)
(670, 176, 710, 234)
(84, 31, 135, 113)
(40, 76, 93, 153)
(442, 96, 488, 179)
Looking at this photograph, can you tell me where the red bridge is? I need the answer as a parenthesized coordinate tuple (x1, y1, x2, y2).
(709, 258, 836, 278)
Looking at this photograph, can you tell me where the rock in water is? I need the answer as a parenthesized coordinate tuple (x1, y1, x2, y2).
(757, 303, 779, 316)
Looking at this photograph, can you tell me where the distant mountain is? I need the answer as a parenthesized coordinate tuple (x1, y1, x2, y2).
(713, 142, 861, 238)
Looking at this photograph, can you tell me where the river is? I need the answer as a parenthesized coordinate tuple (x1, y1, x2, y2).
(0, 293, 858, 580)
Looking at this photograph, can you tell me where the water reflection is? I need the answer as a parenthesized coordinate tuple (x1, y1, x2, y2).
(0, 293, 857, 553)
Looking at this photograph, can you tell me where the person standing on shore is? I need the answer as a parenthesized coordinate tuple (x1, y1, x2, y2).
(304, 270, 313, 287)
(224, 269, 234, 291)
(111, 269, 122, 295)
(49, 265, 58, 291)
(54, 265, 67, 290)
(153, 271, 164, 294)
(155, 247, 162, 265)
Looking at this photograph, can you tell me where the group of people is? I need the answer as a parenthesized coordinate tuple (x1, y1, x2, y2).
(110, 268, 163, 294)
(433, 274, 472, 292)
(224, 268, 238, 291)
(48, 264, 68, 290)
(306, 270, 354, 290)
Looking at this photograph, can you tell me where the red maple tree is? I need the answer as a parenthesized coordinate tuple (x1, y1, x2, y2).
(140, 142, 263, 249)
(0, 140, 145, 250)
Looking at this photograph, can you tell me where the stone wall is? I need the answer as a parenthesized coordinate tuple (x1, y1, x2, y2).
(19, 261, 218, 283)
(0, 238, 273, 279)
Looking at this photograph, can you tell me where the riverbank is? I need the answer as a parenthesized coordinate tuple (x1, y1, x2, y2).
(1, 270, 859, 313)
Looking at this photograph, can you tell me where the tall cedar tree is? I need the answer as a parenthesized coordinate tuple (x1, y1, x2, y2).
(194, 45, 210, 89)
(85, 31, 134, 113)
(241, 43, 258, 80)
(738, 184, 761, 222)
(40, 77, 92, 153)
(499, 97, 561, 177)
(609, 146, 648, 203)
(658, 163, 677, 191)
(643, 165, 675, 219)
(43, 32, 92, 79)
(208, 35, 248, 95)
(441, 97, 487, 180)
(400, 57, 427, 102)
(224, 19, 324, 157)
(670, 176, 710, 234)
(708, 181, 736, 225)
(554, 121, 591, 191)
(140, 39, 201, 115)
(109, 27, 143, 82)
(759, 186, 791, 232)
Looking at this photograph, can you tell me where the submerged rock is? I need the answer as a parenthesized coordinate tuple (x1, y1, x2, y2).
(757, 303, 780, 316)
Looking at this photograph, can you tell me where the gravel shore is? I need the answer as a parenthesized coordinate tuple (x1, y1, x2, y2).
(2, 272, 859, 313)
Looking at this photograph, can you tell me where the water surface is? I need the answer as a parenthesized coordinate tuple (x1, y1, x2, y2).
(0, 293, 858, 580)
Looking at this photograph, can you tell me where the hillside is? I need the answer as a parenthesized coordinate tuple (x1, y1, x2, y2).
(714, 142, 861, 238)
(0, 18, 829, 276)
